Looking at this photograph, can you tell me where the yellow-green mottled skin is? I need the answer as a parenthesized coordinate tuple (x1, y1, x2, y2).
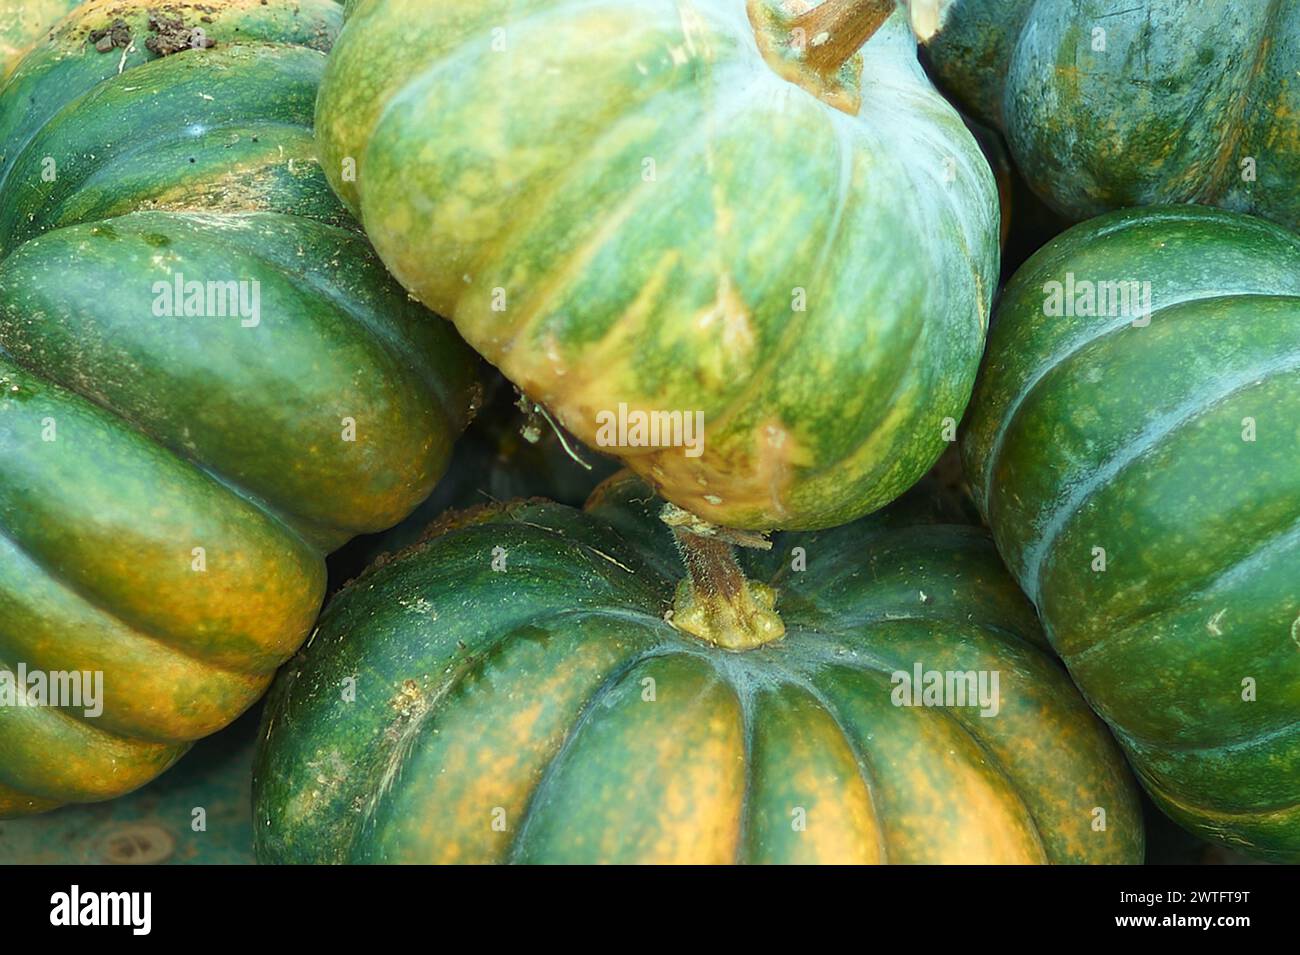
(253, 473, 1142, 864)
(928, 0, 1300, 231)
(0, 0, 78, 76)
(961, 205, 1300, 862)
(0, 0, 477, 817)
(316, 0, 1000, 531)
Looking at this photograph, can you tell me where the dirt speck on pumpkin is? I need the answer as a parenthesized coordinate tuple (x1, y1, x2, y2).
(145, 8, 215, 57)
(388, 679, 427, 722)
(88, 19, 132, 53)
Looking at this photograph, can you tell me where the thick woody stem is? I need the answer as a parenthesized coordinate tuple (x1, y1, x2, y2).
(791, 0, 896, 74)
(666, 519, 786, 651)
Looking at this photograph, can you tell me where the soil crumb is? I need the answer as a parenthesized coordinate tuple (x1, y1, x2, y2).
(88, 19, 132, 53)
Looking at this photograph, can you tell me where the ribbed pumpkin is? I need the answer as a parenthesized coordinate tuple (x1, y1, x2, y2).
(0, 0, 477, 815)
(927, 0, 1300, 230)
(314, 0, 1000, 531)
(254, 472, 1142, 864)
(961, 205, 1300, 861)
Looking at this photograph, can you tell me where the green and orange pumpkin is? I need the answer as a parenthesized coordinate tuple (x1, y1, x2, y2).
(962, 205, 1300, 861)
(314, 0, 1001, 532)
(0, 0, 477, 815)
(254, 473, 1142, 864)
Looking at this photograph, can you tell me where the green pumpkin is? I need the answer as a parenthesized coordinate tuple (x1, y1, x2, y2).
(253, 472, 1142, 864)
(0, 0, 477, 816)
(961, 205, 1300, 861)
(927, 0, 1300, 230)
(314, 0, 1000, 531)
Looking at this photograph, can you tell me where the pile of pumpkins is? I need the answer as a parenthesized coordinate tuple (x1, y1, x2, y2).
(0, 0, 1294, 865)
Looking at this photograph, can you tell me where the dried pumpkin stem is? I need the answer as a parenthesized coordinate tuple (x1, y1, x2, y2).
(790, 0, 896, 74)
(663, 506, 785, 651)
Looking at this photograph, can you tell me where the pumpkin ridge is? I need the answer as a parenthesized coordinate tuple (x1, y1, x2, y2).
(763, 521, 977, 599)
(0, 531, 273, 743)
(694, 233, 925, 496)
(748, 660, 890, 863)
(456, 68, 757, 361)
(787, 616, 1048, 671)
(0, 42, 328, 249)
(0, 684, 189, 804)
(671, 105, 862, 445)
(278, 556, 679, 856)
(3, 61, 318, 214)
(693, 94, 987, 497)
(365, 15, 749, 317)
(0, 518, 288, 681)
(0, 641, 232, 740)
(197, 214, 473, 443)
(733, 668, 757, 865)
(809, 661, 1046, 863)
(810, 116, 856, 277)
(0, 255, 330, 556)
(0, 1, 341, 194)
(1023, 346, 1300, 604)
(326, 0, 657, 218)
(917, 684, 1051, 862)
(983, 292, 1300, 531)
(0, 359, 325, 668)
(1, 208, 473, 549)
(338, 606, 681, 862)
(1066, 512, 1300, 671)
(504, 640, 679, 863)
(48, 123, 346, 228)
(1138, 760, 1300, 823)
(973, 207, 1300, 498)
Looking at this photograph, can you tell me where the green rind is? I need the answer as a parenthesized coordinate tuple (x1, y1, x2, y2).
(0, 210, 474, 548)
(0, 0, 343, 199)
(0, 41, 344, 252)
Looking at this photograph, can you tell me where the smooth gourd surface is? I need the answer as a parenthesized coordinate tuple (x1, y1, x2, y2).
(316, 0, 999, 531)
(254, 474, 1142, 864)
(928, 0, 1300, 230)
(0, 0, 477, 816)
(962, 205, 1300, 861)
